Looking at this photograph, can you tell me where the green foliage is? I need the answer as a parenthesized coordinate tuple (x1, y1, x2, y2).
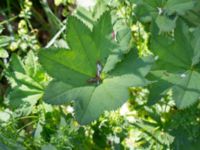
(5, 51, 46, 115)
(0, 35, 11, 58)
(39, 12, 153, 124)
(133, 0, 196, 32)
(0, 0, 200, 149)
(148, 20, 200, 108)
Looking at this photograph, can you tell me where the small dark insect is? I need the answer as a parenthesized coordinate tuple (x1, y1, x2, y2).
(87, 61, 102, 85)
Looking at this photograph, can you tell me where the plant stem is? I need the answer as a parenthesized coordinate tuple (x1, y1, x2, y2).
(45, 23, 66, 48)
(0, 16, 18, 26)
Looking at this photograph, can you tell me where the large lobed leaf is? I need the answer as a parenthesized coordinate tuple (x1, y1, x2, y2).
(39, 12, 153, 124)
(148, 19, 200, 108)
(41, 49, 153, 124)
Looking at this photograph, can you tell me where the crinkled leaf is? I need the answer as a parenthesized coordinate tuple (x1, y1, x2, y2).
(12, 72, 43, 90)
(6, 60, 43, 90)
(24, 51, 37, 77)
(5, 53, 45, 114)
(7, 54, 26, 74)
(7, 86, 43, 115)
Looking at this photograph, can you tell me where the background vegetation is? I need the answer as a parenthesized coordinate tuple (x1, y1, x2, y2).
(0, 0, 200, 149)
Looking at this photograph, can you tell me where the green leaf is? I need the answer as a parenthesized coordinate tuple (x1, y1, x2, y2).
(165, 0, 195, 15)
(102, 51, 123, 74)
(171, 122, 200, 150)
(75, 0, 107, 30)
(77, 74, 147, 124)
(110, 50, 154, 77)
(155, 15, 176, 32)
(93, 0, 107, 20)
(23, 51, 49, 83)
(41, 144, 57, 150)
(12, 72, 44, 90)
(67, 11, 114, 65)
(133, 0, 161, 22)
(39, 12, 114, 86)
(66, 17, 97, 70)
(147, 71, 173, 105)
(172, 71, 200, 108)
(182, 1, 200, 26)
(6, 54, 44, 89)
(0, 25, 4, 33)
(149, 19, 200, 108)
(75, 7, 95, 29)
(93, 12, 115, 63)
(5, 71, 44, 113)
(103, 26, 132, 73)
(43, 80, 74, 104)
(24, 51, 37, 77)
(42, 49, 151, 124)
(7, 86, 42, 110)
(134, 0, 195, 31)
(40, 12, 153, 124)
(39, 48, 94, 86)
(0, 36, 11, 47)
(0, 142, 9, 150)
(151, 20, 193, 72)
(5, 53, 45, 114)
(191, 28, 200, 66)
(116, 26, 132, 52)
(0, 49, 8, 58)
(7, 54, 26, 74)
